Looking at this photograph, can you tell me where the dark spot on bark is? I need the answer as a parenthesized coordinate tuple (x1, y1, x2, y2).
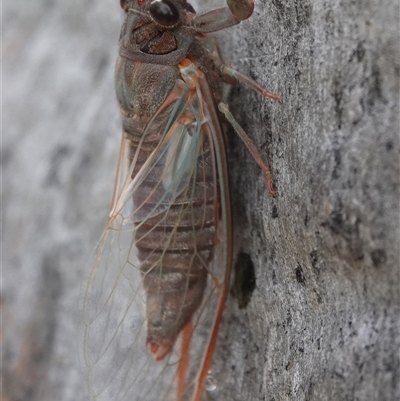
(356, 43, 366, 62)
(304, 213, 309, 226)
(346, 166, 358, 188)
(370, 249, 386, 268)
(272, 205, 279, 218)
(314, 289, 323, 303)
(295, 264, 306, 285)
(299, 347, 304, 353)
(231, 252, 256, 309)
(310, 250, 318, 269)
(332, 79, 343, 129)
(350, 41, 366, 63)
(286, 310, 292, 326)
(332, 148, 341, 179)
(272, 269, 277, 284)
(366, 65, 385, 110)
(386, 140, 393, 151)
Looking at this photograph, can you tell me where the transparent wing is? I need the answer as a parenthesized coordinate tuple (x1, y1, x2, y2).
(81, 72, 231, 401)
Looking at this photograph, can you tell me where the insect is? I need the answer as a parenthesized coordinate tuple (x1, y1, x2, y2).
(82, 0, 280, 400)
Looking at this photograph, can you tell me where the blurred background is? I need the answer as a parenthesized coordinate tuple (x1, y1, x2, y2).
(3, 1, 122, 399)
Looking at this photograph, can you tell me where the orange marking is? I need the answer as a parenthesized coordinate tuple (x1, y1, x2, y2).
(147, 340, 174, 361)
(192, 289, 228, 401)
(177, 320, 193, 401)
(179, 58, 191, 68)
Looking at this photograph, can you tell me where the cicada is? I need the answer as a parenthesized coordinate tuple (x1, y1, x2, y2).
(82, 1, 280, 400)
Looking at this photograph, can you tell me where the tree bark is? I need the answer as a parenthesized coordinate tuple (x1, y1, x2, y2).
(3, 1, 399, 401)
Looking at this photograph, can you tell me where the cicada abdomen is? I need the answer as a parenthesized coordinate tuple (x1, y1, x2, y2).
(82, 1, 279, 400)
(127, 77, 217, 362)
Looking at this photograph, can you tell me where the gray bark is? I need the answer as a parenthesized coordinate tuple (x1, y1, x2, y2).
(2, 1, 399, 401)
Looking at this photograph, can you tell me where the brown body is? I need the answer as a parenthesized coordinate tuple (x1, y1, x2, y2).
(114, 1, 230, 360)
(115, 49, 221, 358)
(83, 1, 279, 400)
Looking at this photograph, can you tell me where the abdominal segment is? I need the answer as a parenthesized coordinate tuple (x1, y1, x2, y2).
(133, 137, 216, 361)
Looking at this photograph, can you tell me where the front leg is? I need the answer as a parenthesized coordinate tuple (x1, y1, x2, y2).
(227, 0, 255, 21)
(221, 64, 282, 102)
(191, 0, 255, 33)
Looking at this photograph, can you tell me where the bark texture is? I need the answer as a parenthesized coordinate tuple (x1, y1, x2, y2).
(3, 1, 399, 401)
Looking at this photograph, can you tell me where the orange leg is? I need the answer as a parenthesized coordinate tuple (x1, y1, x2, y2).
(177, 320, 193, 401)
(221, 64, 282, 103)
(192, 287, 229, 401)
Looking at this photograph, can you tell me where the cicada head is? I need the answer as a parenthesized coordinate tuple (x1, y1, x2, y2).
(120, 0, 196, 28)
(119, 0, 196, 58)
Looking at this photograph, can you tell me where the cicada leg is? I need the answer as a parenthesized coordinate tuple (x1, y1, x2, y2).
(221, 64, 282, 103)
(218, 102, 277, 197)
(227, 0, 255, 21)
(177, 320, 193, 401)
(218, 62, 281, 198)
(191, 0, 255, 33)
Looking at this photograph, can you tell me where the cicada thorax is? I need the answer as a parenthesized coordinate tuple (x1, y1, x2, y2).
(115, 53, 219, 362)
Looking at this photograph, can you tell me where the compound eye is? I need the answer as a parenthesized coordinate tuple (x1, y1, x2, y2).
(149, 0, 180, 27)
